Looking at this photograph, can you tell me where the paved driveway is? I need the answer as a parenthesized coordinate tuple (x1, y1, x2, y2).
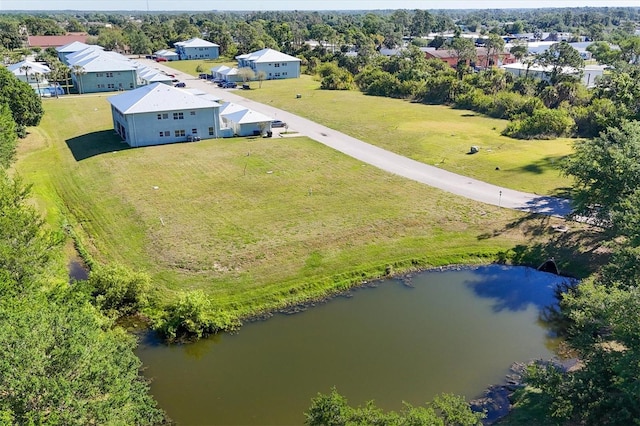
(139, 59, 573, 218)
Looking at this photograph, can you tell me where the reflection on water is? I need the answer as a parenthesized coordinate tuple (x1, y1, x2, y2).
(136, 265, 566, 425)
(68, 258, 89, 282)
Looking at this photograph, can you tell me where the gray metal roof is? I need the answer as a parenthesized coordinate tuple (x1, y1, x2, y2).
(108, 82, 220, 114)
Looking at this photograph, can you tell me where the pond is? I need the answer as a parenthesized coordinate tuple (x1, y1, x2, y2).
(136, 265, 569, 425)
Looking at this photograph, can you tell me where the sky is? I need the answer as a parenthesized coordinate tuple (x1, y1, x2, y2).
(1, 0, 639, 12)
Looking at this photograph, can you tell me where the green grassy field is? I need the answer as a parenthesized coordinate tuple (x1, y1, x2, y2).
(163, 58, 236, 75)
(15, 95, 570, 317)
(228, 75, 575, 195)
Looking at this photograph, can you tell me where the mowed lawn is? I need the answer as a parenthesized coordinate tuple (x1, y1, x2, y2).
(232, 75, 575, 195)
(17, 95, 561, 316)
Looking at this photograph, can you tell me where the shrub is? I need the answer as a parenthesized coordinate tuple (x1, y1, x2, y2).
(155, 290, 239, 341)
(503, 108, 575, 139)
(86, 264, 150, 316)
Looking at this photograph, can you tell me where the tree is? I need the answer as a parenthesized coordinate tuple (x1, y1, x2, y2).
(305, 388, 483, 426)
(256, 70, 267, 88)
(127, 30, 152, 56)
(525, 277, 640, 425)
(71, 65, 86, 94)
(0, 170, 164, 424)
(0, 20, 24, 50)
(510, 42, 528, 62)
(0, 66, 44, 133)
(0, 103, 17, 169)
(318, 62, 354, 91)
(0, 171, 63, 294)
(562, 121, 640, 223)
(446, 36, 477, 78)
(535, 42, 584, 85)
(0, 287, 164, 425)
(484, 33, 505, 68)
(237, 66, 256, 83)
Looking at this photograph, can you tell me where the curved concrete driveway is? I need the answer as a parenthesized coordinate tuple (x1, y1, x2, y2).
(144, 60, 573, 218)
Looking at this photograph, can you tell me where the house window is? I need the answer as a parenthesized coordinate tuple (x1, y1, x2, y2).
(275, 73, 280, 78)
(106, 72, 114, 78)
(190, 111, 196, 116)
(208, 127, 214, 136)
(107, 83, 115, 89)
(157, 113, 168, 120)
(175, 129, 186, 137)
(283, 62, 288, 66)
(191, 128, 198, 135)
(274, 63, 280, 68)
(159, 131, 171, 137)
(173, 112, 184, 120)
(97, 84, 105, 88)
(96, 73, 103, 77)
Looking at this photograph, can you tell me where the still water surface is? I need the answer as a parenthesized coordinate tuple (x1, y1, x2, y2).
(137, 265, 566, 425)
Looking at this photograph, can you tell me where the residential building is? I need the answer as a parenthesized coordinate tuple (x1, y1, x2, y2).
(154, 49, 179, 61)
(28, 33, 89, 49)
(501, 62, 606, 87)
(423, 47, 517, 68)
(68, 49, 138, 93)
(107, 82, 221, 147)
(57, 41, 99, 64)
(174, 37, 219, 60)
(236, 48, 301, 80)
(7, 60, 51, 84)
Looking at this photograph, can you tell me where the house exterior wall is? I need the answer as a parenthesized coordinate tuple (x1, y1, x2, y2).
(177, 45, 219, 60)
(74, 70, 138, 93)
(233, 122, 266, 137)
(253, 61, 300, 80)
(112, 105, 221, 147)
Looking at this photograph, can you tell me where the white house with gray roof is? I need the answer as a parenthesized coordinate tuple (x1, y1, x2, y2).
(7, 60, 51, 84)
(175, 37, 219, 60)
(69, 53, 139, 93)
(107, 82, 221, 147)
(56, 41, 100, 64)
(236, 48, 301, 80)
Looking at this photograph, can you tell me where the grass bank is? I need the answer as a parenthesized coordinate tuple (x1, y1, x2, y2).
(229, 74, 575, 196)
(16, 94, 584, 320)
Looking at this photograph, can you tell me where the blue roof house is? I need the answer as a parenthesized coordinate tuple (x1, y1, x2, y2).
(174, 37, 220, 60)
(236, 48, 301, 80)
(107, 82, 221, 147)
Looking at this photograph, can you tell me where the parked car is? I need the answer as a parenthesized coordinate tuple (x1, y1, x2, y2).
(174, 82, 186, 88)
(217, 80, 227, 87)
(241, 84, 251, 90)
(199, 73, 209, 79)
(271, 120, 286, 128)
(222, 82, 237, 88)
(187, 135, 201, 142)
(155, 57, 167, 62)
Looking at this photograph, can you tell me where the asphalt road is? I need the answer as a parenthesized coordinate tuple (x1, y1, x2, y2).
(140, 58, 573, 218)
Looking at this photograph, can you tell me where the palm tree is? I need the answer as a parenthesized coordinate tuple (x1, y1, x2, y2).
(71, 65, 86, 94)
(33, 72, 42, 97)
(19, 64, 32, 85)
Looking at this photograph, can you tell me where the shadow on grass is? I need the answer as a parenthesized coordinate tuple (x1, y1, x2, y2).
(66, 130, 130, 161)
(514, 154, 567, 175)
(479, 213, 612, 279)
